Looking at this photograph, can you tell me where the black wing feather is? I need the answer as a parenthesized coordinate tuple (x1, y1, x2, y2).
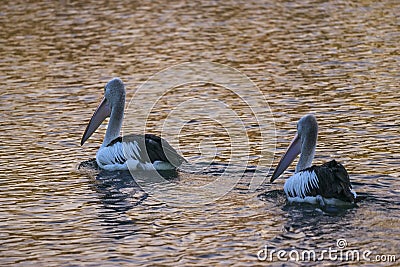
(309, 160, 355, 202)
(144, 134, 187, 167)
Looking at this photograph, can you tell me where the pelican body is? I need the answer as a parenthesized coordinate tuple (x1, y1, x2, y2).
(270, 114, 356, 206)
(81, 78, 186, 171)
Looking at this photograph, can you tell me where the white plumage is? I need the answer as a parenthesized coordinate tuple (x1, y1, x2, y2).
(96, 141, 176, 171)
(283, 170, 319, 199)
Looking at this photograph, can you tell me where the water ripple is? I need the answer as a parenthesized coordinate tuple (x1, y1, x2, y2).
(0, 0, 399, 266)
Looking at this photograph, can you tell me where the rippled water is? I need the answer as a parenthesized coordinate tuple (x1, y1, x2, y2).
(1, 0, 399, 266)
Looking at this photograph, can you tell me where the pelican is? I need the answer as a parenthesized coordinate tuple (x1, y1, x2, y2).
(81, 78, 187, 171)
(270, 114, 356, 206)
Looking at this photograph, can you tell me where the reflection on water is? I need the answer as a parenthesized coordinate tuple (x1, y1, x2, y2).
(0, 0, 399, 265)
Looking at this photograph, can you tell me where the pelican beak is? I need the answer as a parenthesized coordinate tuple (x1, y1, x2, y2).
(270, 133, 301, 183)
(81, 97, 111, 145)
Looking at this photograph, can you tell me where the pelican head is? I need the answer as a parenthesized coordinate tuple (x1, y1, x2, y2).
(270, 114, 318, 182)
(81, 78, 126, 146)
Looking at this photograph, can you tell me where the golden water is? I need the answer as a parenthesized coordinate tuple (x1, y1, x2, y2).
(0, 0, 399, 266)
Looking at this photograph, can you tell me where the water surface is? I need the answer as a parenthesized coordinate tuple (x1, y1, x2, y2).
(0, 0, 399, 266)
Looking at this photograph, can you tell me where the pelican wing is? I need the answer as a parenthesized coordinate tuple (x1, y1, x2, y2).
(108, 134, 186, 168)
(144, 134, 187, 167)
(311, 160, 355, 203)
